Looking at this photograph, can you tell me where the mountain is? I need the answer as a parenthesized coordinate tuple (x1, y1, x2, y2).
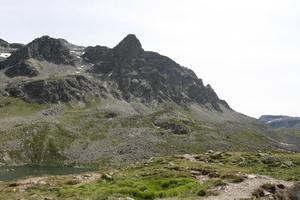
(0, 38, 23, 62)
(0, 34, 293, 166)
(1, 34, 229, 111)
(259, 115, 300, 129)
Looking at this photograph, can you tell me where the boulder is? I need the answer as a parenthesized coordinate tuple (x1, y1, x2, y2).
(289, 182, 300, 200)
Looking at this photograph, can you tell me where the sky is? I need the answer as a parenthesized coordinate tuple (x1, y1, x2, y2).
(0, 0, 299, 118)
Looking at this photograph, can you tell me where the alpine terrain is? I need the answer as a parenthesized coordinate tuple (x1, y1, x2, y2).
(0, 35, 300, 200)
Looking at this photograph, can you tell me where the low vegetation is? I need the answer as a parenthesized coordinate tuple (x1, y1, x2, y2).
(0, 151, 300, 199)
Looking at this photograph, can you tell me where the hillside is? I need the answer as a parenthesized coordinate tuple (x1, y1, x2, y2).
(0, 34, 292, 166)
(259, 115, 300, 129)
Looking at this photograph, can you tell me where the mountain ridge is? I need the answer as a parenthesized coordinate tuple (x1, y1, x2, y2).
(259, 115, 300, 129)
(0, 34, 297, 166)
(1, 34, 230, 112)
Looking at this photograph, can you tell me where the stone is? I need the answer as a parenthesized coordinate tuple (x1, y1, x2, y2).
(261, 156, 279, 165)
(210, 151, 223, 159)
(284, 161, 294, 167)
(289, 182, 300, 200)
(102, 174, 113, 181)
(247, 174, 257, 179)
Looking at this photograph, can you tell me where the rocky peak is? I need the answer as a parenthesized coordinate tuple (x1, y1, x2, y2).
(88, 34, 230, 111)
(89, 34, 144, 74)
(113, 34, 143, 57)
(1, 35, 79, 68)
(2, 34, 231, 112)
(0, 39, 9, 48)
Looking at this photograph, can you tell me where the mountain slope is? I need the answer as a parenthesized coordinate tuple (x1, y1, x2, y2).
(0, 34, 291, 166)
(259, 115, 300, 129)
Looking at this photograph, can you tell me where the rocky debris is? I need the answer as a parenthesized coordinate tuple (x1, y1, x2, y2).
(5, 61, 39, 78)
(74, 173, 101, 185)
(261, 156, 280, 165)
(5, 75, 107, 104)
(154, 119, 190, 134)
(206, 175, 292, 200)
(283, 160, 294, 168)
(1, 35, 80, 69)
(210, 151, 223, 159)
(252, 183, 291, 199)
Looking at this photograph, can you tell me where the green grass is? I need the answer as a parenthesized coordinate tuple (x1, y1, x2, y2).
(56, 177, 204, 199)
(0, 152, 300, 199)
(0, 96, 45, 117)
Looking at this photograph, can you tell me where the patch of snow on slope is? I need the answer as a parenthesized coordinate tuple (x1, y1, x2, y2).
(266, 117, 286, 124)
(0, 53, 11, 58)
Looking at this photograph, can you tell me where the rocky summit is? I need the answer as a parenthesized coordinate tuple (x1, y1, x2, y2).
(0, 34, 299, 167)
(1, 34, 229, 111)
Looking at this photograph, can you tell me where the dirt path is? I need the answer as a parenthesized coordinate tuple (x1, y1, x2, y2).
(205, 174, 292, 200)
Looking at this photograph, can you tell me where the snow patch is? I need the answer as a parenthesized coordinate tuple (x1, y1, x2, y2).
(279, 142, 292, 146)
(0, 53, 11, 58)
(266, 117, 285, 124)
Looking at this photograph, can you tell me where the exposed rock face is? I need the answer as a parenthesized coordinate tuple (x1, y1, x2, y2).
(89, 34, 230, 111)
(2, 34, 230, 112)
(1, 36, 79, 69)
(0, 38, 24, 49)
(5, 75, 107, 103)
(5, 61, 39, 78)
(0, 39, 9, 48)
(259, 115, 300, 129)
(82, 45, 110, 63)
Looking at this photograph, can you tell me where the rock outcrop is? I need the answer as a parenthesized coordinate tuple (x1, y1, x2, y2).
(1, 36, 79, 69)
(5, 60, 40, 78)
(0, 39, 9, 48)
(5, 75, 107, 103)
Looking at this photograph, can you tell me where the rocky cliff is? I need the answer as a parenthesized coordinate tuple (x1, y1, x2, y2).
(1, 34, 230, 112)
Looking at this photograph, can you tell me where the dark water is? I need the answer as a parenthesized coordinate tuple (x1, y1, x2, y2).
(0, 166, 94, 181)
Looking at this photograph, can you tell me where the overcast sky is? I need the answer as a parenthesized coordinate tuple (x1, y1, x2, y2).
(0, 0, 299, 118)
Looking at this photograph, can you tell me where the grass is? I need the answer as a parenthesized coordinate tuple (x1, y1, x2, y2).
(56, 177, 204, 199)
(0, 96, 45, 117)
(0, 151, 300, 199)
